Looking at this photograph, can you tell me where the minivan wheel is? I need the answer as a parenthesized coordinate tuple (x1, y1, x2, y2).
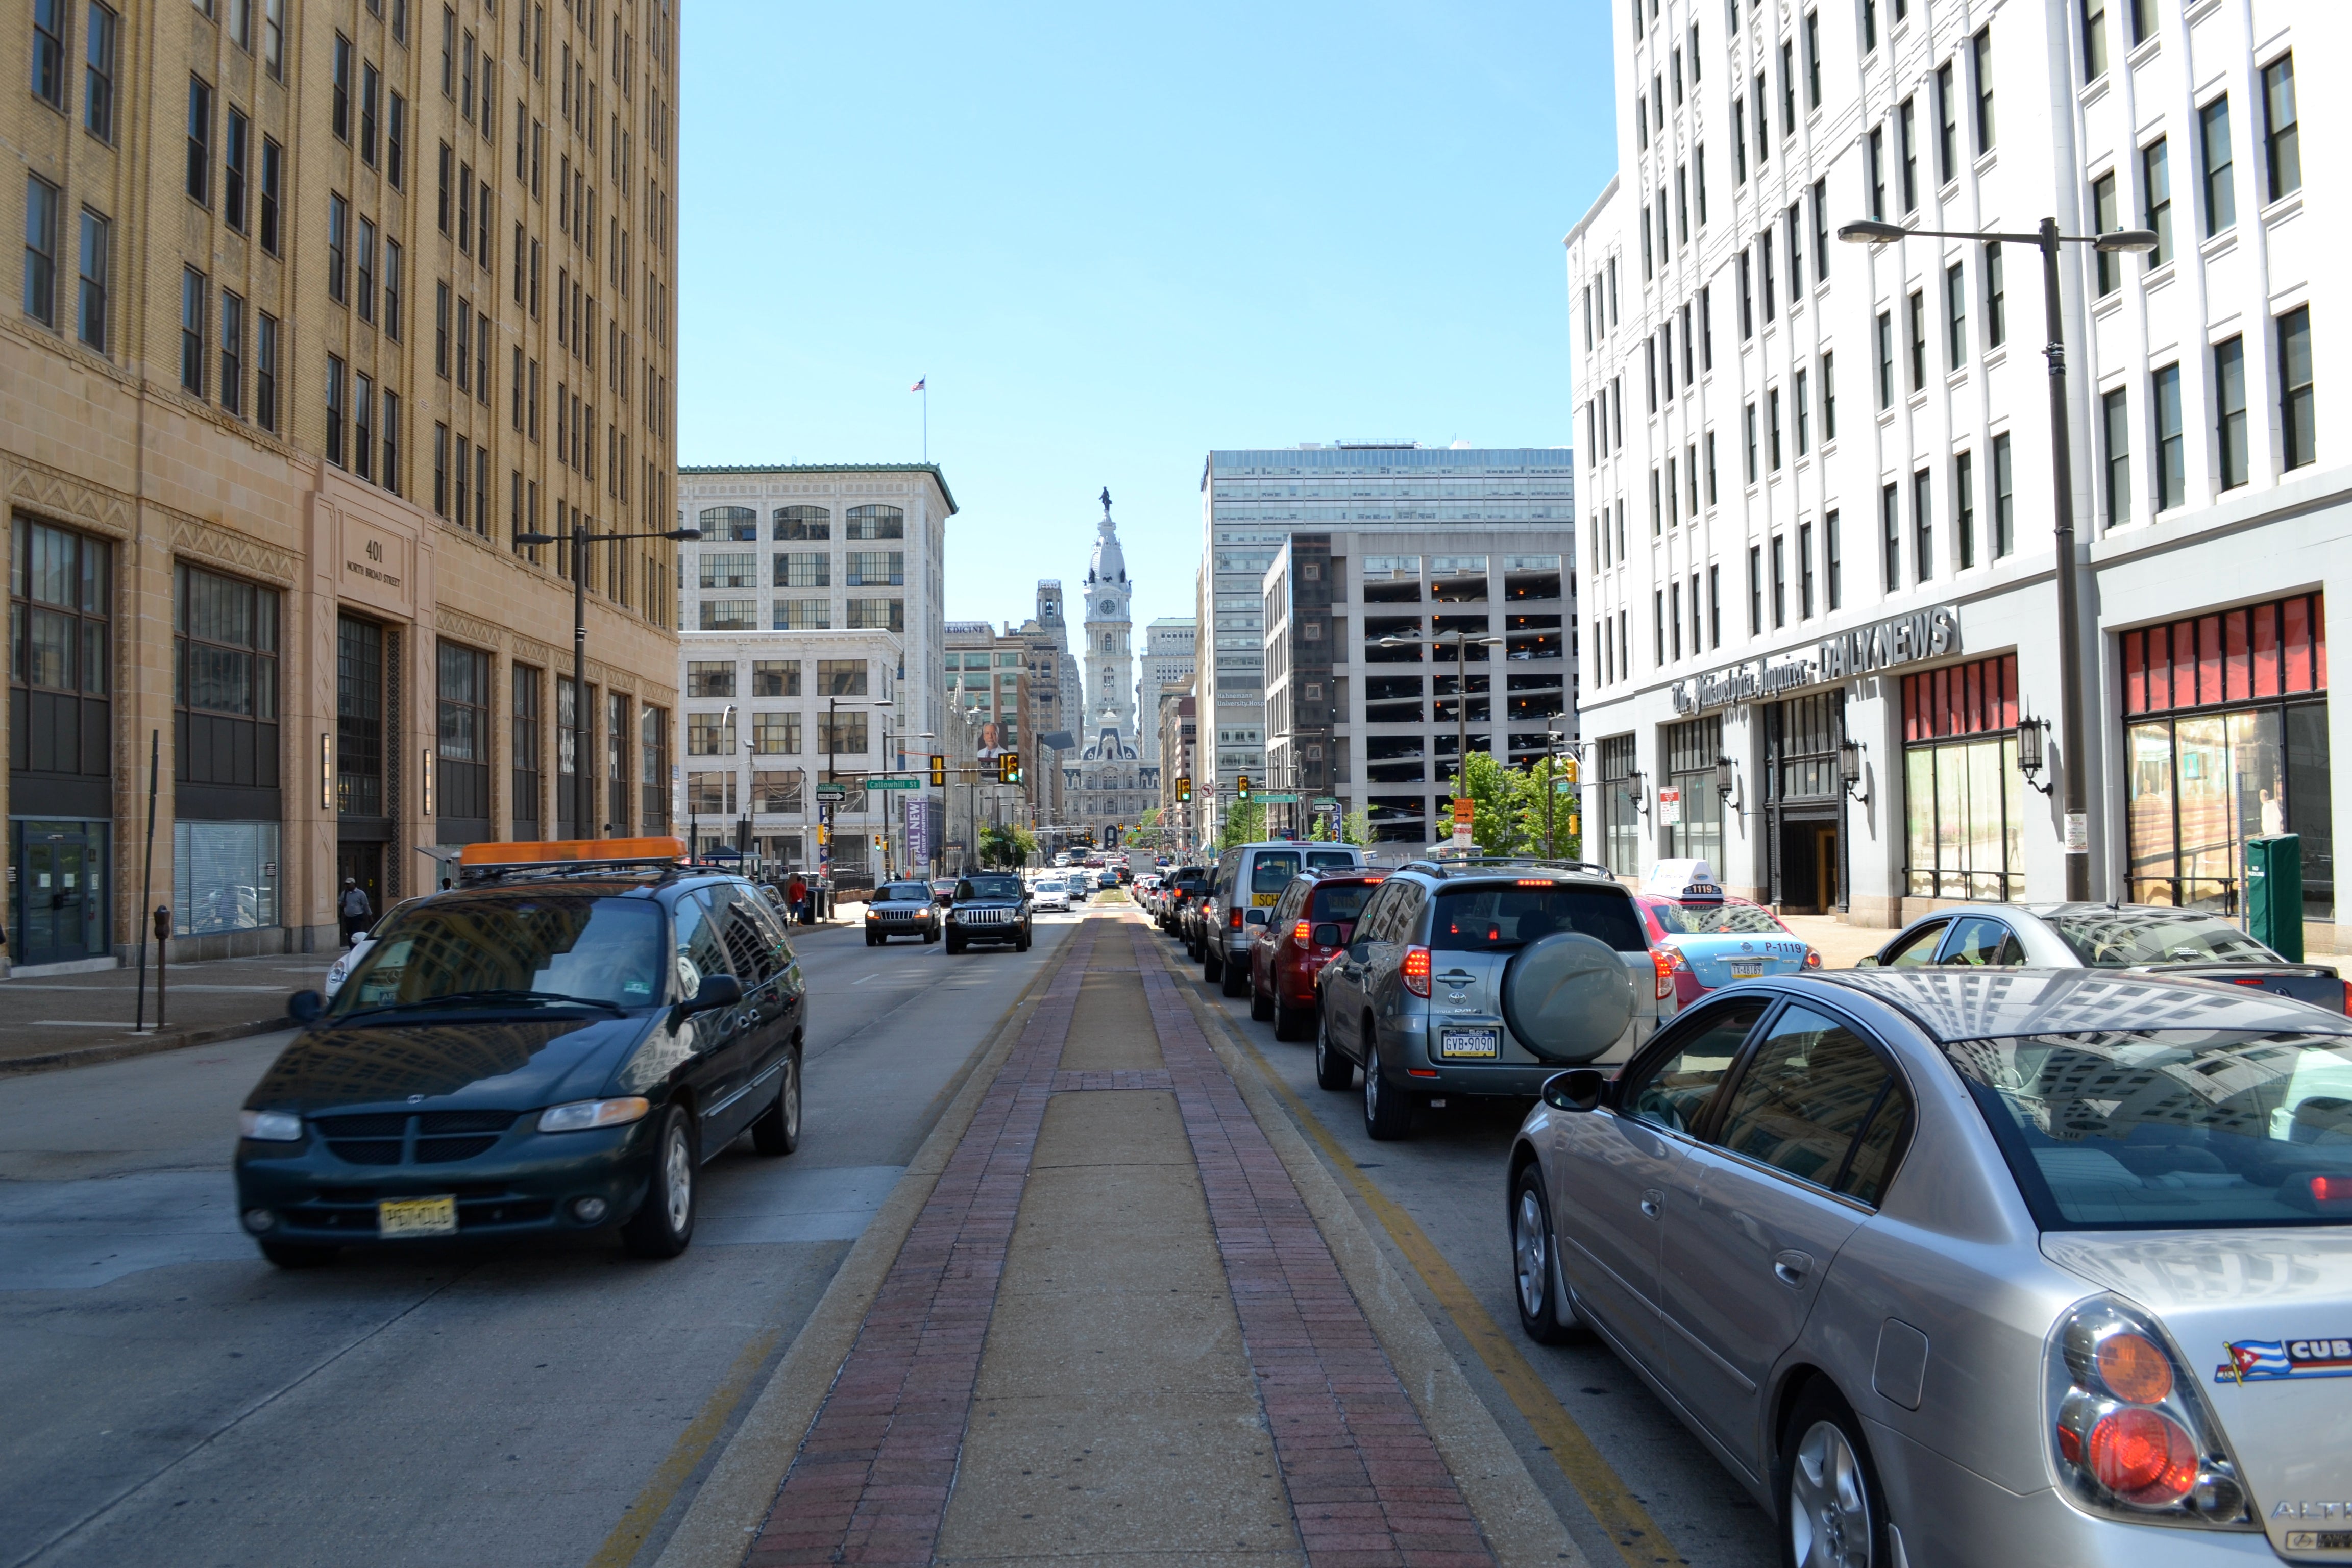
(1203, 946, 1222, 983)
(1220, 952, 1249, 997)
(1512, 1165, 1580, 1344)
(621, 1106, 698, 1259)
(1272, 994, 1309, 1041)
(749, 1049, 801, 1156)
(1363, 1033, 1411, 1141)
(1779, 1385, 1888, 1568)
(1314, 1009, 1353, 1091)
(1250, 974, 1274, 1021)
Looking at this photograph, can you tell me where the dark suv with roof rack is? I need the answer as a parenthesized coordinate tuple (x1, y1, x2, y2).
(1313, 857, 1676, 1139)
(234, 842, 806, 1267)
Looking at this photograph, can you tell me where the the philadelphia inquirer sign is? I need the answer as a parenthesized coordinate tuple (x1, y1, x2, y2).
(1670, 605, 1962, 715)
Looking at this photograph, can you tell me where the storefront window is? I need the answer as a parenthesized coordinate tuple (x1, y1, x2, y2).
(1902, 653, 2022, 900)
(2121, 594, 2328, 917)
(174, 819, 279, 934)
(1660, 715, 1723, 868)
(1599, 733, 1640, 875)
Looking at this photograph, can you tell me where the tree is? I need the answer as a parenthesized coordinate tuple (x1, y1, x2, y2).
(1137, 806, 1162, 829)
(1514, 755, 1583, 862)
(1444, 751, 1527, 856)
(1217, 799, 1267, 851)
(977, 822, 1037, 869)
(1341, 808, 1371, 847)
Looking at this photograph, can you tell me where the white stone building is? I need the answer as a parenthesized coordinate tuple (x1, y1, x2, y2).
(1137, 618, 1198, 764)
(673, 464, 955, 884)
(1568, 0, 2338, 948)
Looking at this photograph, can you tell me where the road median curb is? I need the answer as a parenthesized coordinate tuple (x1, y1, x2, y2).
(646, 933, 1077, 1568)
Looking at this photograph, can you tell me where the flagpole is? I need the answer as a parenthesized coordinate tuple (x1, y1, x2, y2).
(922, 380, 928, 463)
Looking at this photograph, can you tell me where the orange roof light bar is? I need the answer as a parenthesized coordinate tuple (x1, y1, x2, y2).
(458, 836, 687, 868)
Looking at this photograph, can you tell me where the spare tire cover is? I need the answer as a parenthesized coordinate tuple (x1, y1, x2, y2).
(1502, 932, 1637, 1064)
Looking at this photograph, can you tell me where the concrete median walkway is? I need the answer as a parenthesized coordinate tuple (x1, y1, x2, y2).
(667, 910, 1578, 1568)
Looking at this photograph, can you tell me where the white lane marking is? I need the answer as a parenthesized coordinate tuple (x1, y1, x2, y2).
(696, 1163, 904, 1246)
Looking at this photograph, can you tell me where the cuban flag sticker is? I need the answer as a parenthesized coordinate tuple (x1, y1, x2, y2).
(2215, 1337, 2352, 1384)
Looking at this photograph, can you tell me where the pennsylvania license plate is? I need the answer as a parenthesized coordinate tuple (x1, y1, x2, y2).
(1440, 1027, 1500, 1060)
(378, 1195, 459, 1237)
(1727, 959, 1766, 978)
(2284, 1534, 2352, 1553)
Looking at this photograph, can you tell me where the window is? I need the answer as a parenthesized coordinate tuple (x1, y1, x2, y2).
(2200, 97, 2234, 236)
(1785, 206, 1802, 304)
(845, 504, 904, 540)
(1906, 290, 1925, 391)
(332, 33, 352, 140)
(173, 560, 281, 805)
(388, 92, 406, 188)
(2214, 336, 2247, 491)
(1955, 450, 1975, 569)
(219, 289, 243, 414)
(1796, 522, 1815, 619)
(1795, 368, 1809, 455)
(10, 514, 113, 831)
(437, 142, 453, 233)
(1898, 96, 1917, 212)
(255, 312, 276, 431)
(1804, 9, 1820, 106)
(352, 375, 373, 481)
(845, 551, 903, 587)
(1820, 351, 1836, 440)
(1881, 483, 1900, 592)
(1867, 128, 1885, 218)
(384, 240, 403, 340)
(180, 268, 207, 395)
(817, 710, 868, 758)
(1745, 401, 1758, 482)
(1982, 243, 2004, 348)
(1769, 387, 1783, 470)
(2153, 363, 2183, 509)
(1771, 535, 1787, 627)
(32, 0, 66, 109)
(186, 77, 213, 205)
(1754, 69, 1768, 165)
(1913, 468, 1933, 581)
(1734, 99, 1747, 182)
(1747, 545, 1762, 635)
(1971, 26, 1994, 153)
(698, 552, 754, 590)
(1862, 0, 1877, 50)
(2278, 307, 2313, 472)
(2092, 172, 2120, 296)
(22, 176, 60, 328)
(753, 660, 799, 697)
(382, 391, 399, 495)
(1824, 510, 1842, 609)
(1739, 251, 1754, 338)
(2084, 0, 2108, 82)
(1705, 430, 1718, 502)
(259, 137, 281, 255)
(361, 61, 379, 165)
(818, 659, 868, 696)
(751, 712, 799, 755)
(1992, 433, 2014, 557)
(2262, 55, 2299, 202)
(1945, 261, 1966, 369)
(435, 282, 451, 377)
(1934, 62, 1956, 185)
(356, 219, 376, 322)
(2143, 138, 2171, 265)
(2126, 0, 2152, 44)
(775, 599, 828, 631)
(221, 109, 249, 232)
(326, 356, 349, 470)
(74, 207, 106, 350)
(84, 2, 116, 138)
(1780, 39, 1795, 132)
(263, 0, 282, 73)
(328, 195, 352, 305)
(846, 599, 905, 632)
(1811, 178, 1828, 283)
(2102, 387, 2131, 526)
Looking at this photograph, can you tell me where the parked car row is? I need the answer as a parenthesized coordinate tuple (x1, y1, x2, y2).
(1169, 844, 2352, 1568)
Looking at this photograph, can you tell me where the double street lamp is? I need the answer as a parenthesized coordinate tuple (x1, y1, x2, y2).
(516, 520, 701, 840)
(1834, 215, 2157, 900)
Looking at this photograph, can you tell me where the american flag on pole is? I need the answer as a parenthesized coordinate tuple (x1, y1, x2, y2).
(909, 377, 926, 392)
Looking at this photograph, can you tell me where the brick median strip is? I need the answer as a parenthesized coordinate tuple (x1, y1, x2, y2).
(743, 927, 1100, 1568)
(1131, 924, 1497, 1568)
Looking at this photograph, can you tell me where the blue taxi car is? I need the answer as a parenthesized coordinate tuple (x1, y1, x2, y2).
(1634, 860, 1819, 1005)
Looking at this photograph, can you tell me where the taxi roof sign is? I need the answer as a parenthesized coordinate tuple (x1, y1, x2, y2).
(1646, 857, 1725, 903)
(458, 836, 687, 871)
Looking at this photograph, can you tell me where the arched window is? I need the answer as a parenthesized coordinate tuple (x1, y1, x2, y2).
(845, 504, 904, 540)
(699, 505, 756, 541)
(773, 505, 830, 540)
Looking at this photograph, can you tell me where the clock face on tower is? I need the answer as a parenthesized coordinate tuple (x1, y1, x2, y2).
(1099, 599, 1116, 614)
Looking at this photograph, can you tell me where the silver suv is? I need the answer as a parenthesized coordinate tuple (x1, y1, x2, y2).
(1313, 859, 1675, 1139)
(1200, 841, 1368, 996)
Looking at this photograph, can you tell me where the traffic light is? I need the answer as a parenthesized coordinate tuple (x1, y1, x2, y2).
(816, 824, 831, 846)
(1236, 775, 1252, 802)
(998, 752, 1022, 785)
(929, 753, 946, 787)
(1176, 776, 1192, 804)
(1562, 756, 1580, 783)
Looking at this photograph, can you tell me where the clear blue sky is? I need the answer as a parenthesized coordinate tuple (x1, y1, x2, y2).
(676, 1, 1618, 636)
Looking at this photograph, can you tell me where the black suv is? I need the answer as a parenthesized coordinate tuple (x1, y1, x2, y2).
(946, 872, 1033, 954)
(236, 850, 806, 1265)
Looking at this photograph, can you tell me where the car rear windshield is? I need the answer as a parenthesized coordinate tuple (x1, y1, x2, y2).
(958, 876, 1022, 900)
(1948, 1028, 2352, 1229)
(1432, 886, 1646, 953)
(1305, 850, 1358, 871)
(2044, 910, 2278, 967)
(331, 896, 665, 1014)
(1649, 901, 1788, 936)
(880, 883, 933, 902)
(1309, 884, 1376, 923)
(1251, 852, 1303, 893)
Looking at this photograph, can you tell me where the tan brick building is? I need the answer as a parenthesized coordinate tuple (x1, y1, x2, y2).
(5, 0, 680, 971)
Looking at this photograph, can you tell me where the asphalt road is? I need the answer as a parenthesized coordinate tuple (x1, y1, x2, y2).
(0, 912, 1081, 1568)
(1167, 915, 1781, 1568)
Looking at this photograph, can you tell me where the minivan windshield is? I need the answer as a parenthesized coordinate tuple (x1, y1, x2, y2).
(2043, 909, 2278, 967)
(1949, 1028, 2352, 1229)
(1432, 886, 1647, 953)
(332, 895, 665, 1014)
(1305, 850, 1358, 871)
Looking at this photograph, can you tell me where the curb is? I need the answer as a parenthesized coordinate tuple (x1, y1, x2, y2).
(1155, 936, 1589, 1568)
(646, 930, 1080, 1568)
(0, 1015, 293, 1077)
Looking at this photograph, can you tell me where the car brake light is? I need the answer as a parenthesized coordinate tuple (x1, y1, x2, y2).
(2048, 1296, 2249, 1525)
(1294, 920, 1312, 943)
(1804, 948, 1823, 969)
(2086, 1408, 2198, 1505)
(1660, 945, 1689, 971)
(2309, 1174, 2352, 1208)
(1651, 949, 1676, 1000)
(1402, 946, 1432, 997)
(1230, 906, 1244, 929)
(2343, 980, 2351, 1015)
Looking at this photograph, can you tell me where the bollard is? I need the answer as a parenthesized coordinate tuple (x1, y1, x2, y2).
(151, 905, 173, 1029)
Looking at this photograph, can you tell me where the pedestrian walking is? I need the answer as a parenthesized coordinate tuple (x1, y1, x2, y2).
(786, 872, 808, 926)
(338, 878, 374, 946)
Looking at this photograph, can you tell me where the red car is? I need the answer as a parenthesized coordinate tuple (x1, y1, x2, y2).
(1248, 871, 1386, 1040)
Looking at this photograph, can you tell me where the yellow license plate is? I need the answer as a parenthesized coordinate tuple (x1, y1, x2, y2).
(378, 1195, 459, 1237)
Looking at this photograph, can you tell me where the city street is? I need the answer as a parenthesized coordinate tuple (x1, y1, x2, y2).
(0, 915, 1081, 1568)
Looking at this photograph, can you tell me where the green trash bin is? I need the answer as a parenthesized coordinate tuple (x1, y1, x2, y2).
(2246, 834, 2303, 961)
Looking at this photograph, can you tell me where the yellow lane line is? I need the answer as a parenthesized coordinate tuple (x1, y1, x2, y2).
(584, 1325, 783, 1568)
(1220, 1023, 1685, 1568)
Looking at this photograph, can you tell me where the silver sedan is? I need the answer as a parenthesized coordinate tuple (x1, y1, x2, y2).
(1509, 967, 2352, 1568)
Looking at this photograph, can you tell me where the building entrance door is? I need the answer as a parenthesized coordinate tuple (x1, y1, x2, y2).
(14, 821, 108, 966)
(1764, 692, 1848, 914)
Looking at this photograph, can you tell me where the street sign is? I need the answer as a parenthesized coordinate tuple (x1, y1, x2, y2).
(1256, 792, 1302, 804)
(1312, 796, 1340, 806)
(815, 783, 847, 799)
(866, 777, 919, 790)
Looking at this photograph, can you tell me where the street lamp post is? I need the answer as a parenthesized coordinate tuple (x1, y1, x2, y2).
(1836, 216, 2155, 900)
(1378, 629, 1504, 843)
(516, 521, 699, 840)
(821, 694, 892, 890)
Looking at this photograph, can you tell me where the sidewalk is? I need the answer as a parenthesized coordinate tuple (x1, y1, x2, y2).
(656, 911, 1577, 1568)
(0, 951, 332, 1074)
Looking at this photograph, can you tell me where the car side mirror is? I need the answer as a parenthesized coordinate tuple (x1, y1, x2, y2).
(682, 973, 743, 1016)
(1852, 953, 1880, 968)
(1540, 1068, 1607, 1113)
(1245, 908, 1268, 925)
(1312, 923, 1343, 947)
(288, 989, 324, 1024)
